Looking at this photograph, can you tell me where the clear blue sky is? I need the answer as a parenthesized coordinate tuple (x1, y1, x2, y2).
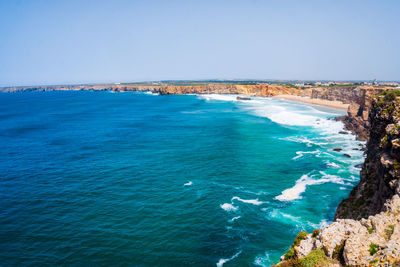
(0, 0, 399, 86)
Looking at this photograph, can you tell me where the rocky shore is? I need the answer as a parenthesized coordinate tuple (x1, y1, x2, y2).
(277, 90, 400, 266)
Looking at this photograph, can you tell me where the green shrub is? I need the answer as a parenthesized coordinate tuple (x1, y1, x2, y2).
(283, 232, 309, 262)
(369, 243, 378, 255)
(378, 89, 400, 98)
(370, 259, 379, 264)
(284, 247, 295, 260)
(285, 258, 302, 267)
(283, 232, 309, 261)
(294, 232, 308, 246)
(300, 249, 332, 267)
(376, 90, 400, 107)
(368, 227, 374, 234)
(385, 91, 397, 102)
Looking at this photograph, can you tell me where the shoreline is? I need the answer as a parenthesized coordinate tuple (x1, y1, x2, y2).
(273, 94, 349, 110)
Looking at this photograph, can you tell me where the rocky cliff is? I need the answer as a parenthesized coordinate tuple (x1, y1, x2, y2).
(336, 91, 400, 220)
(311, 86, 393, 141)
(1, 83, 307, 97)
(278, 90, 400, 266)
(135, 84, 302, 96)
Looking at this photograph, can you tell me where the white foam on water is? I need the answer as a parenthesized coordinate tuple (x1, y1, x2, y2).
(232, 196, 264, 205)
(276, 172, 344, 201)
(267, 208, 331, 233)
(267, 209, 302, 225)
(242, 100, 318, 127)
(318, 219, 330, 228)
(234, 186, 268, 196)
(246, 98, 346, 130)
(216, 250, 242, 267)
(281, 212, 302, 222)
(220, 203, 238, 212)
(144, 91, 159, 95)
(283, 137, 328, 147)
(270, 112, 319, 126)
(183, 181, 193, 186)
(275, 174, 313, 201)
(326, 161, 340, 168)
(253, 251, 270, 267)
(292, 150, 321, 160)
(196, 95, 353, 144)
(198, 95, 354, 143)
(198, 94, 239, 102)
(319, 171, 345, 184)
(229, 216, 241, 223)
(308, 219, 330, 229)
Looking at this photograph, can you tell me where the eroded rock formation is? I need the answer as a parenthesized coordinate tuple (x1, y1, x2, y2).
(311, 86, 393, 141)
(336, 91, 400, 220)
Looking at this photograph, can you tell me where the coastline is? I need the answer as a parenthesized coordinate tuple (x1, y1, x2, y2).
(273, 94, 349, 110)
(277, 91, 400, 266)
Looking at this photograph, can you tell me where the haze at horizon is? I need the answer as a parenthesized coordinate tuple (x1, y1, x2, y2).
(0, 0, 399, 86)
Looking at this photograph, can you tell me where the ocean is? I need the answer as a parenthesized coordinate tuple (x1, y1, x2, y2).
(0, 91, 364, 266)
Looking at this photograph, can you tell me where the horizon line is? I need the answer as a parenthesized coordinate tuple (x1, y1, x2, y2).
(2, 78, 399, 88)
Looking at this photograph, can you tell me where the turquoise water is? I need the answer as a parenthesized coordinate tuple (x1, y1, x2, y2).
(0, 91, 364, 266)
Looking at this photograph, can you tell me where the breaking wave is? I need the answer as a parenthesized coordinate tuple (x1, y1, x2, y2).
(275, 172, 345, 201)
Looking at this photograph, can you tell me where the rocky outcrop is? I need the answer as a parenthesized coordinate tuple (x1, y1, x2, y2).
(311, 86, 363, 104)
(280, 196, 400, 266)
(335, 91, 400, 220)
(148, 84, 297, 96)
(279, 91, 400, 266)
(312, 86, 392, 141)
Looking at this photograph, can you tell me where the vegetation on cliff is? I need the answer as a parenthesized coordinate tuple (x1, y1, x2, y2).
(335, 90, 400, 220)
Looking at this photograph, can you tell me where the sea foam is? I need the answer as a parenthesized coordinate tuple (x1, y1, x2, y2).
(232, 196, 264, 205)
(198, 94, 239, 102)
(220, 203, 238, 212)
(275, 172, 344, 201)
(183, 181, 193, 186)
(216, 250, 242, 267)
(253, 251, 270, 267)
(292, 150, 321, 160)
(229, 216, 241, 223)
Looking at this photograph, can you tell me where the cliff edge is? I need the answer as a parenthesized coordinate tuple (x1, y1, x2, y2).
(311, 86, 392, 141)
(278, 90, 400, 266)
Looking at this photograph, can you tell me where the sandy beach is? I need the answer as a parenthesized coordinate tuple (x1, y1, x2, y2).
(274, 94, 349, 110)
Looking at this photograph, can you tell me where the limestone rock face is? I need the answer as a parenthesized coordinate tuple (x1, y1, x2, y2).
(294, 234, 314, 258)
(280, 195, 400, 266)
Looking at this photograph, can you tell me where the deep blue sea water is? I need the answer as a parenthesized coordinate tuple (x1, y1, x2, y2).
(0, 91, 364, 266)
